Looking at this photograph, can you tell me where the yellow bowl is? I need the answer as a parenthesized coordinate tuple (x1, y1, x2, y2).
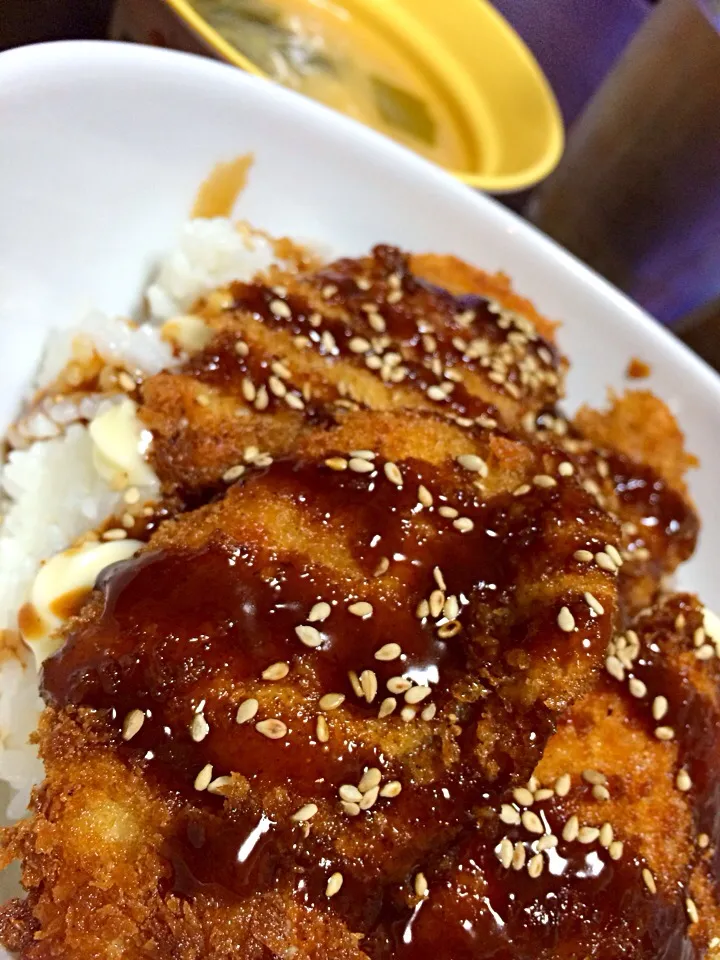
(165, 0, 564, 193)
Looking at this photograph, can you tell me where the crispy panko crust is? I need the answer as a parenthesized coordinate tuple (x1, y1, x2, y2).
(0, 244, 711, 960)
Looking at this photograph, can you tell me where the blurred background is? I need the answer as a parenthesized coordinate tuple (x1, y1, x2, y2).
(2, 0, 719, 364)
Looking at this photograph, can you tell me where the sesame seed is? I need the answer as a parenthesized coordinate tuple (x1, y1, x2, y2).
(538, 834, 558, 852)
(121, 709, 145, 741)
(574, 549, 593, 562)
(350, 449, 376, 461)
(222, 464, 245, 483)
(562, 815, 579, 842)
(296, 625, 323, 648)
(188, 764, 213, 796)
(189, 712, 210, 742)
(285, 393, 305, 411)
(513, 484, 531, 496)
(236, 698, 259, 724)
(558, 461, 574, 477)
(307, 602, 331, 624)
(606, 656, 625, 682)
(254, 385, 269, 410)
(511, 842, 526, 870)
(400, 705, 417, 722)
(686, 897, 699, 924)
(513, 787, 535, 807)
(527, 776, 539, 793)
(235, 339, 249, 357)
(380, 780, 402, 798)
(500, 804, 521, 826)
(652, 695, 668, 721)
(375, 642, 402, 661)
(339, 784, 363, 803)
(359, 785, 380, 810)
(533, 474, 557, 488)
(207, 776, 233, 795)
(599, 822, 614, 848)
(427, 590, 444, 619)
(349, 458, 375, 474)
(123, 486, 140, 505)
(405, 685, 432, 705)
(326, 872, 344, 898)
(360, 669, 378, 702)
(554, 773, 571, 797)
(316, 716, 329, 743)
(348, 670, 364, 697)
(606, 544, 623, 567)
(438, 505, 459, 519)
(698, 833, 710, 849)
(676, 769, 692, 792)
(437, 619, 462, 638)
(103, 528, 127, 541)
(349, 601, 373, 618)
(382, 461, 403, 487)
(527, 853, 544, 878)
(694, 626, 707, 648)
(609, 840, 624, 860)
(642, 868, 657, 894)
(696, 644, 715, 660)
(262, 661, 290, 681)
(443, 595, 460, 620)
(269, 298, 291, 319)
(535, 788, 554, 801)
(358, 768, 382, 793)
(453, 517, 475, 533)
(427, 385, 447, 402)
(378, 697, 397, 718)
(582, 769, 607, 786)
(414, 873, 429, 898)
(387, 675, 412, 696)
(557, 606, 575, 632)
(373, 556, 390, 577)
(418, 484, 433, 507)
(342, 801, 360, 816)
(349, 337, 371, 353)
(292, 803, 318, 822)
(255, 719, 287, 740)
(629, 677, 647, 698)
(416, 599, 430, 619)
(578, 826, 600, 844)
(592, 785, 610, 801)
(319, 693, 345, 711)
(457, 454, 488, 476)
(498, 837, 514, 869)
(584, 592, 605, 616)
(325, 457, 348, 471)
(521, 811, 544, 835)
(654, 726, 675, 741)
(595, 551, 617, 573)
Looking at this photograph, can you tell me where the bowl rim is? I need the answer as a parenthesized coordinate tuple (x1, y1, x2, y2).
(0, 37, 716, 406)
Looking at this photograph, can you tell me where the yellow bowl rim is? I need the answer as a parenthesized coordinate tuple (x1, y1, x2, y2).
(165, 0, 564, 193)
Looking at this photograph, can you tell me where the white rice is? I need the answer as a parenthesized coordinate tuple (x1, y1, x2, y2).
(0, 218, 279, 823)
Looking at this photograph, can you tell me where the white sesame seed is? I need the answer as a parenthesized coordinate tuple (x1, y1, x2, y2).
(654, 726, 675, 741)
(696, 644, 715, 660)
(194, 763, 213, 791)
(606, 655, 625, 682)
(207, 776, 233, 795)
(342, 801, 360, 816)
(359, 785, 380, 810)
(262, 661, 290, 681)
(292, 803, 318, 822)
(533, 474, 557, 489)
(427, 385, 447, 402)
(562, 815, 579, 842)
(527, 853, 544, 878)
(122, 709, 145, 741)
(348, 670, 364, 697)
(358, 768, 382, 793)
(457, 454, 488, 476)
(349, 337, 371, 353)
(316, 715, 329, 743)
(429, 590, 445, 618)
(123, 486, 140, 505)
(400, 705, 417, 722)
(521, 811, 544, 835)
(326, 872, 344, 898)
(537, 834, 558, 852)
(103, 528, 128, 541)
(285, 392, 305, 411)
(255, 719, 287, 740)
(535, 788, 554, 801)
(438, 505, 459, 518)
(558, 461, 574, 477)
(350, 450, 376, 461)
(554, 773, 571, 797)
(498, 837, 513, 869)
(414, 873, 429, 898)
(378, 697, 397, 718)
(418, 485, 433, 507)
(453, 517, 475, 533)
(642, 868, 657, 894)
(349, 458, 375, 474)
(308, 601, 331, 623)
(599, 822, 614, 848)
(513, 787, 535, 807)
(404, 685, 432, 704)
(380, 780, 402, 798)
(236, 698, 259, 724)
(443, 595, 460, 620)
(652, 696, 668, 721)
(387, 674, 412, 695)
(592, 785, 610, 801)
(500, 804, 521, 826)
(582, 769, 607, 786)
(339, 784, 363, 803)
(676, 769, 692, 792)
(511, 842, 526, 870)
(360, 669, 378, 702)
(574, 549, 593, 562)
(296, 624, 323, 648)
(606, 544, 623, 567)
(416, 599, 430, 619)
(189, 712, 210, 742)
(694, 626, 707, 648)
(269, 298, 291, 319)
(698, 833, 710, 849)
(513, 484, 531, 497)
(254, 385, 269, 410)
(235, 339, 249, 357)
(595, 551, 617, 573)
(584, 592, 605, 616)
(319, 693, 345, 711)
(578, 826, 600, 844)
(349, 601, 373, 618)
(629, 677, 647, 698)
(384, 462, 403, 487)
(325, 457, 348, 471)
(686, 897, 699, 924)
(557, 606, 575, 632)
(375, 642, 402, 661)
(527, 775, 539, 792)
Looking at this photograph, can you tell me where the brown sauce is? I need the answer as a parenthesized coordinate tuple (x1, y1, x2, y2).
(191, 154, 253, 219)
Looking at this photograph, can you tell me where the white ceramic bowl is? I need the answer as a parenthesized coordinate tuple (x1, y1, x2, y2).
(0, 38, 718, 613)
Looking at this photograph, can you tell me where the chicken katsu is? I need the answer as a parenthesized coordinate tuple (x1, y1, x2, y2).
(0, 239, 714, 959)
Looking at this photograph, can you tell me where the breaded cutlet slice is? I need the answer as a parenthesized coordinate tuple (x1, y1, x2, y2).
(381, 594, 720, 960)
(0, 409, 623, 959)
